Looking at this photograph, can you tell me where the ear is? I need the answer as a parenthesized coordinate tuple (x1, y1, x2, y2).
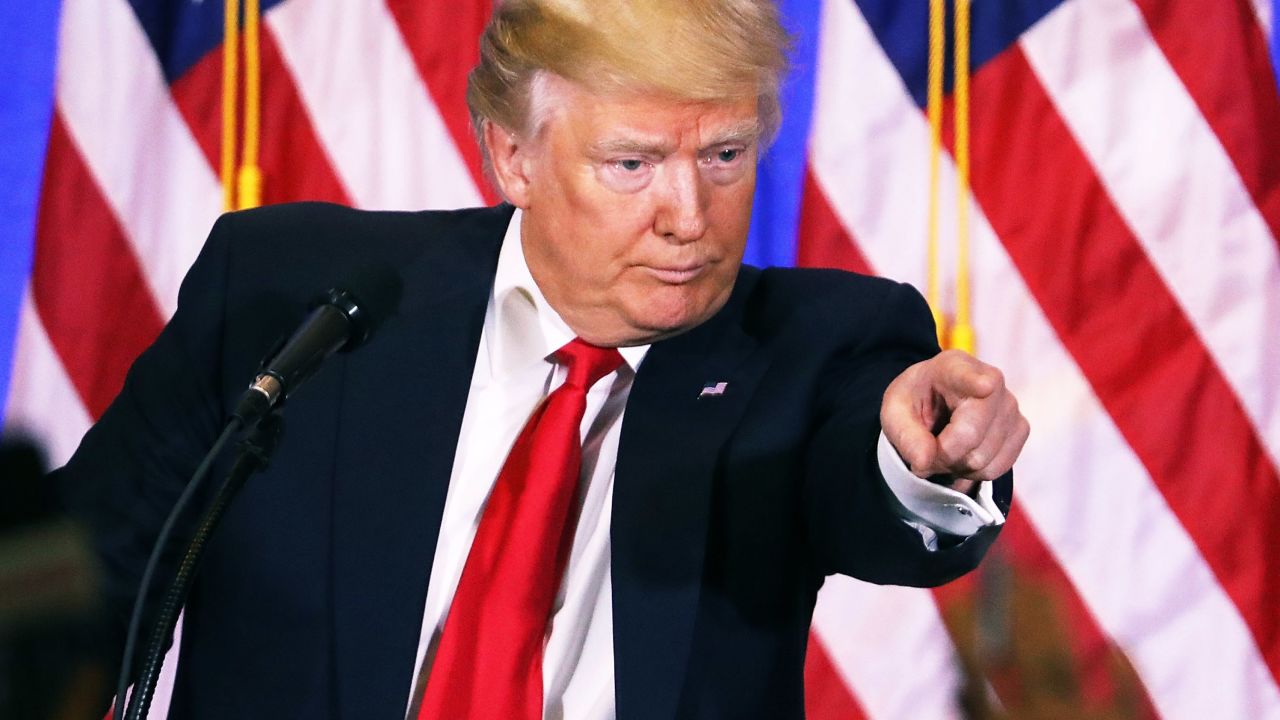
(484, 120, 535, 208)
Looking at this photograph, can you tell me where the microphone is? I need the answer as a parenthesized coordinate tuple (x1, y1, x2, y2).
(117, 265, 403, 720)
(231, 263, 403, 426)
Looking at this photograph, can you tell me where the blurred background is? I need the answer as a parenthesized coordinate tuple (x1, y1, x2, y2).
(2, 0, 1278, 718)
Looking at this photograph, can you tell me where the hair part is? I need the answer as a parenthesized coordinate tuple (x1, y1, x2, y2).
(467, 0, 790, 179)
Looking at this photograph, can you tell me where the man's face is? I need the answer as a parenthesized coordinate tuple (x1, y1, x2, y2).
(492, 76, 759, 347)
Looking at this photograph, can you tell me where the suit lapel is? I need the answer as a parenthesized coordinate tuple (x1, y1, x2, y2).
(612, 269, 770, 720)
(328, 205, 512, 718)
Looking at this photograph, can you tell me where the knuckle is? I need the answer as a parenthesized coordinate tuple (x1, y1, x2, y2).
(938, 439, 969, 466)
(972, 367, 1002, 397)
(1004, 393, 1020, 416)
(986, 366, 1005, 388)
(964, 448, 991, 470)
(949, 423, 981, 450)
(901, 447, 934, 475)
(905, 451, 931, 473)
(973, 466, 1001, 482)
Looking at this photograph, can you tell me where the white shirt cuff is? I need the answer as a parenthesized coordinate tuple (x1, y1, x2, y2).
(876, 431, 1005, 550)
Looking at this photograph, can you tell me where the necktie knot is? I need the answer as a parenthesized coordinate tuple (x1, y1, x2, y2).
(555, 338, 624, 390)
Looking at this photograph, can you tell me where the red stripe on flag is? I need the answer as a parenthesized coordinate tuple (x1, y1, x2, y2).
(795, 168, 874, 275)
(32, 112, 166, 420)
(805, 634, 871, 720)
(170, 33, 353, 206)
(384, 0, 499, 205)
(970, 46, 1280, 682)
(1132, 0, 1280, 244)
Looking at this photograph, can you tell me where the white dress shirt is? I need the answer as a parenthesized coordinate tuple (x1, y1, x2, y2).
(405, 210, 1003, 719)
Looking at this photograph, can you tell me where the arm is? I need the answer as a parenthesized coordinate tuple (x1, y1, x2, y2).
(50, 213, 238, 701)
(801, 281, 1015, 586)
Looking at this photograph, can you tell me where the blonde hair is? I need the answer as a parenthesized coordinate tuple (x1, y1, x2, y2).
(467, 0, 789, 157)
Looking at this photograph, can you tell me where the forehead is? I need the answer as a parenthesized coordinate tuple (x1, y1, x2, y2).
(535, 74, 761, 150)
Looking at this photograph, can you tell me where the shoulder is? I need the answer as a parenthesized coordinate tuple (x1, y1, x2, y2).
(210, 201, 513, 263)
(199, 201, 514, 300)
(169, 203, 512, 353)
(733, 265, 933, 343)
(216, 200, 512, 233)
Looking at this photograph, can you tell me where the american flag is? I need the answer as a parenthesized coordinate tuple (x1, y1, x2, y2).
(4, 0, 1279, 717)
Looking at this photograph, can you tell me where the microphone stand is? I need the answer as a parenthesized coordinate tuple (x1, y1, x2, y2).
(120, 414, 284, 720)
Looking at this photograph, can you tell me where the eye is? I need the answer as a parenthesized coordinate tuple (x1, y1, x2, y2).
(598, 157, 655, 193)
(701, 146, 747, 170)
(700, 145, 750, 185)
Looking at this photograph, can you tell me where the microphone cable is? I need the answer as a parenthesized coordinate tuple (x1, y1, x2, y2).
(111, 419, 240, 720)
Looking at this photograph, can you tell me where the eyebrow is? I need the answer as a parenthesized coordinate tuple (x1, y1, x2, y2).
(589, 138, 674, 157)
(703, 120, 763, 149)
(589, 119, 763, 157)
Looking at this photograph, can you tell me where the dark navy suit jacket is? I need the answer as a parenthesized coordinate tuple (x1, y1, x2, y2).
(55, 202, 1010, 719)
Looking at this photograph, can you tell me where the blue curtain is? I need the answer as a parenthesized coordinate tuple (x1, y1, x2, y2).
(0, 0, 61, 425)
(1272, 0, 1280, 91)
(743, 0, 822, 269)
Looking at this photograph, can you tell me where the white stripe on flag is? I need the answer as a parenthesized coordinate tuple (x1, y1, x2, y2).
(55, 0, 221, 319)
(813, 579, 966, 719)
(3, 295, 93, 469)
(1021, 0, 1280, 471)
(808, 0, 1280, 717)
(1251, 0, 1272, 37)
(266, 0, 483, 211)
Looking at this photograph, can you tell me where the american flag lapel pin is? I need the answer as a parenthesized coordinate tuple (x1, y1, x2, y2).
(698, 381, 729, 399)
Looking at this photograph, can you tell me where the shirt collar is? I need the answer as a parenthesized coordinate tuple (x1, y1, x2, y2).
(489, 208, 649, 380)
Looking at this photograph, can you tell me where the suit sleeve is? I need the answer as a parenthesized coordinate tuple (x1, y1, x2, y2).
(50, 212, 239, 695)
(801, 281, 1012, 586)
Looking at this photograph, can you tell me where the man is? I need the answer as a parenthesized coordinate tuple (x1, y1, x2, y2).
(56, 0, 1027, 717)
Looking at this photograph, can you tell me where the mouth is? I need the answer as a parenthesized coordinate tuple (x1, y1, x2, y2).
(645, 262, 708, 285)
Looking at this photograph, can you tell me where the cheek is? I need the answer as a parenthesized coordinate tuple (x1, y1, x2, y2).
(562, 183, 654, 271)
(716, 189, 756, 249)
(557, 227, 645, 305)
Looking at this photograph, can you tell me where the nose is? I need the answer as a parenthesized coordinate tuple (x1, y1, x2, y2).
(654, 159, 708, 243)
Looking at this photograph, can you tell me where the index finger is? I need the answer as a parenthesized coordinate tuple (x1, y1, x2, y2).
(938, 352, 1003, 402)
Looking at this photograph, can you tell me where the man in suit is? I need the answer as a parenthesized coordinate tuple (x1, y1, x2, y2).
(56, 0, 1027, 717)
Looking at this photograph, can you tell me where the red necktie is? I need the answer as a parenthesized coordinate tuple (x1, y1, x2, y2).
(417, 338, 624, 720)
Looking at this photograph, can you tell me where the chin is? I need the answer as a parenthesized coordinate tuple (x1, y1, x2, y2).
(628, 292, 721, 340)
(606, 270, 736, 342)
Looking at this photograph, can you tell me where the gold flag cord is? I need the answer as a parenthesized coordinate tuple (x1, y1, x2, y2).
(926, 0, 946, 347)
(238, 0, 263, 209)
(221, 0, 239, 212)
(952, 0, 974, 354)
(925, 0, 975, 353)
(221, 0, 264, 212)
